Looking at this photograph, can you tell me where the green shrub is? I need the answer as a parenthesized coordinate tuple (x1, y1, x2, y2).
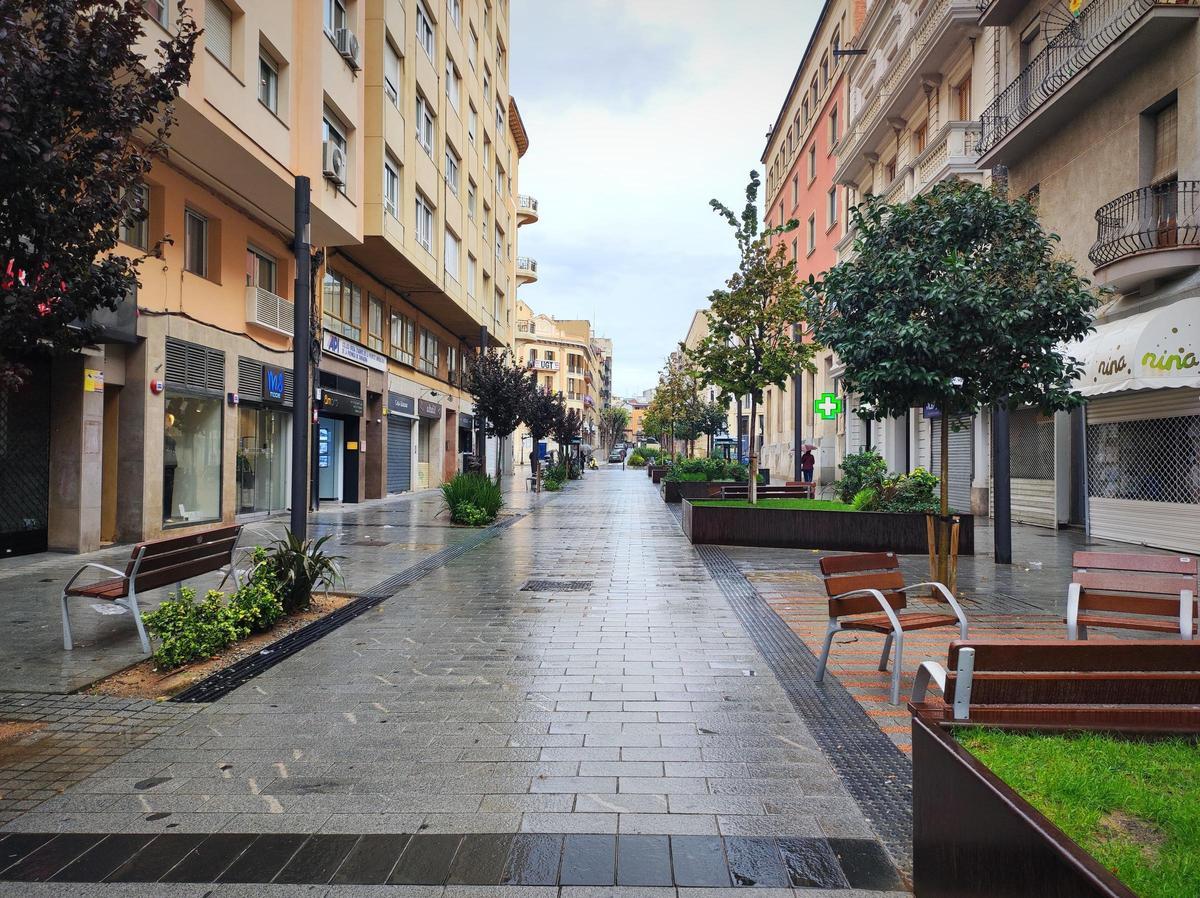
(851, 487, 877, 511)
(672, 471, 708, 482)
(876, 467, 942, 513)
(834, 449, 888, 504)
(266, 531, 342, 614)
(442, 472, 504, 524)
(627, 451, 647, 467)
(228, 548, 284, 633)
(640, 446, 661, 461)
(543, 476, 564, 491)
(143, 587, 241, 670)
(452, 501, 492, 525)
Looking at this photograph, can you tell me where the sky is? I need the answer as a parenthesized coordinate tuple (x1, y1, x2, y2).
(509, 0, 820, 399)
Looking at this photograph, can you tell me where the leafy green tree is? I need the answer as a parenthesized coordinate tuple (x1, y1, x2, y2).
(0, 0, 198, 390)
(521, 386, 565, 488)
(552, 406, 582, 476)
(599, 405, 630, 454)
(686, 172, 817, 502)
(696, 400, 730, 455)
(804, 179, 1097, 582)
(465, 348, 529, 485)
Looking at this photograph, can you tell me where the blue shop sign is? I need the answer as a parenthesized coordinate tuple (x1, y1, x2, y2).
(264, 366, 286, 402)
(922, 403, 940, 419)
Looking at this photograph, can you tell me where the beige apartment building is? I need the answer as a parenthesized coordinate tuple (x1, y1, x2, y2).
(976, 0, 1200, 552)
(0, 0, 532, 557)
(680, 311, 738, 455)
(514, 300, 609, 461)
(830, 0, 995, 514)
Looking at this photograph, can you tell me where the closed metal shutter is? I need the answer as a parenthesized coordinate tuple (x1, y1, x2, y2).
(166, 337, 225, 394)
(931, 415, 974, 513)
(387, 416, 412, 493)
(1009, 408, 1057, 528)
(207, 0, 233, 69)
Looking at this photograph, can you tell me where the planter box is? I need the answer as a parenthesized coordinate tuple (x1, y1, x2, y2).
(681, 501, 974, 554)
(912, 714, 1135, 898)
(661, 480, 725, 504)
(650, 466, 669, 484)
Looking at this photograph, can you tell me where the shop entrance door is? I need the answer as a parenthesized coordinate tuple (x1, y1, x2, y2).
(0, 364, 50, 556)
(317, 416, 343, 502)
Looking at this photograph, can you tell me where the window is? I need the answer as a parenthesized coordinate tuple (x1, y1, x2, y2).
(791, 238, 798, 261)
(956, 75, 971, 121)
(415, 192, 433, 251)
(368, 295, 385, 352)
(246, 246, 276, 292)
(446, 343, 458, 384)
(801, 96, 810, 127)
(389, 310, 415, 365)
(829, 105, 839, 146)
(913, 122, 927, 155)
(322, 268, 362, 340)
(468, 26, 478, 69)
(120, 183, 149, 250)
(885, 158, 897, 183)
(827, 186, 838, 228)
(483, 0, 491, 32)
(467, 254, 477, 297)
(383, 155, 399, 218)
(810, 76, 819, 106)
(449, 0, 461, 29)
(495, 224, 504, 265)
(1152, 100, 1179, 184)
(468, 103, 478, 142)
(384, 40, 401, 106)
(820, 51, 829, 88)
(483, 136, 491, 171)
(163, 393, 222, 525)
(496, 38, 506, 75)
(467, 179, 477, 218)
(444, 227, 460, 281)
(143, 0, 168, 26)
(444, 145, 460, 194)
(416, 2, 434, 59)
(806, 214, 815, 254)
(832, 26, 841, 59)
(324, 0, 346, 35)
(493, 287, 503, 323)
(495, 163, 504, 198)
(808, 145, 816, 182)
(482, 204, 489, 240)
(792, 175, 799, 210)
(416, 92, 434, 155)
(419, 328, 440, 376)
(184, 209, 208, 277)
(445, 58, 460, 111)
(483, 67, 491, 105)
(495, 99, 505, 133)
(207, 0, 233, 69)
(258, 52, 278, 113)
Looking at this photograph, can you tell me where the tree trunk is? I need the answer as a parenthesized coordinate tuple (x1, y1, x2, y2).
(937, 416, 951, 586)
(495, 433, 503, 486)
(748, 395, 759, 505)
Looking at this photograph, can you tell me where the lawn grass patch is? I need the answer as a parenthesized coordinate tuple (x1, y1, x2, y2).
(957, 728, 1200, 898)
(690, 498, 855, 511)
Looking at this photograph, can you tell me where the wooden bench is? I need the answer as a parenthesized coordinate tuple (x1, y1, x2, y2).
(1067, 551, 1197, 640)
(913, 639, 1200, 731)
(719, 484, 814, 500)
(818, 552, 969, 704)
(61, 525, 243, 655)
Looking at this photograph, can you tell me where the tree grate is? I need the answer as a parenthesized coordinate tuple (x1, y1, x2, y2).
(521, 579, 593, 592)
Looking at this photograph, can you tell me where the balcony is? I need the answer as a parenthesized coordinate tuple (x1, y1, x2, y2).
(976, 0, 1029, 25)
(245, 285, 295, 337)
(517, 319, 535, 334)
(978, 0, 1199, 166)
(835, 0, 979, 185)
(517, 256, 538, 285)
(517, 195, 539, 225)
(912, 121, 982, 192)
(1089, 181, 1200, 292)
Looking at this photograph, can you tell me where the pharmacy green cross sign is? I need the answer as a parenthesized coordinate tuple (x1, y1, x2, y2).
(815, 392, 842, 420)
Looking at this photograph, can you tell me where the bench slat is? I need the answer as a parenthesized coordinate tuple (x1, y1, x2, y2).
(1073, 570, 1196, 596)
(1077, 591, 1187, 616)
(941, 705, 1200, 731)
(819, 553, 898, 576)
(823, 570, 906, 598)
(947, 639, 1200, 671)
(1073, 551, 1198, 575)
(947, 672, 1200, 706)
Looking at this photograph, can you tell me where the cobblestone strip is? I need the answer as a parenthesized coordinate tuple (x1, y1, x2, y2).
(691, 541, 914, 872)
(0, 695, 199, 825)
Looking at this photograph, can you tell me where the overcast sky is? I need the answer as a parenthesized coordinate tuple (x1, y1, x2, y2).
(510, 0, 819, 398)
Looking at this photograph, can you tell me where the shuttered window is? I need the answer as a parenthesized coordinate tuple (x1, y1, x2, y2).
(207, 0, 233, 69)
(1152, 102, 1178, 185)
(165, 338, 226, 394)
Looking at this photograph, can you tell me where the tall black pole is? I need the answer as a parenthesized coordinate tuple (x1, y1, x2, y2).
(792, 325, 804, 483)
(992, 403, 1012, 564)
(290, 177, 312, 539)
(478, 325, 488, 475)
(736, 396, 744, 464)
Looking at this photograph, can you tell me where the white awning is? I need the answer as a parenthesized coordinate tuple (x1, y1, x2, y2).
(1072, 302, 1200, 397)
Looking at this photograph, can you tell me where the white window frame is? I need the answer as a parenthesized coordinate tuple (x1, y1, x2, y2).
(324, 0, 347, 36)
(258, 51, 279, 113)
(445, 58, 460, 111)
(416, 93, 434, 155)
(449, 0, 461, 30)
(445, 146, 460, 195)
(807, 214, 816, 254)
(827, 186, 838, 228)
(467, 254, 477, 298)
(383, 155, 400, 218)
(384, 39, 401, 107)
(121, 183, 150, 250)
(416, 1, 435, 60)
(468, 104, 478, 143)
(444, 227, 461, 281)
(467, 179, 477, 219)
(184, 208, 209, 278)
(415, 192, 434, 252)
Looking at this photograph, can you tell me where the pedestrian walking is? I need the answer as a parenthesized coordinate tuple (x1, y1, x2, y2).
(801, 446, 815, 484)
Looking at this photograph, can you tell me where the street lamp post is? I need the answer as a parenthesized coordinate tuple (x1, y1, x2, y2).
(290, 176, 311, 540)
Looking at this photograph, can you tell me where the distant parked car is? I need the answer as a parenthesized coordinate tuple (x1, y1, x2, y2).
(608, 449, 625, 463)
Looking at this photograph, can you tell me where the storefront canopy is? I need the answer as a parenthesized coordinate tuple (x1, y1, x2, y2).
(1072, 302, 1200, 397)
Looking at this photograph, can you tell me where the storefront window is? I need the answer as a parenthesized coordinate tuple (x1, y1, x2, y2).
(237, 406, 290, 514)
(1087, 415, 1200, 504)
(163, 394, 222, 525)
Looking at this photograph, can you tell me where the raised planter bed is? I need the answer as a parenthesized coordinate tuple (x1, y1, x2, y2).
(660, 480, 725, 504)
(650, 465, 669, 484)
(913, 715, 1139, 898)
(681, 500, 974, 554)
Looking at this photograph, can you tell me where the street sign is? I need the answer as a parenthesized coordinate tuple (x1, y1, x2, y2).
(815, 392, 842, 420)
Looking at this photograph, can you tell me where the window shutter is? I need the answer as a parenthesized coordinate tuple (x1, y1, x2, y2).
(207, 0, 233, 69)
(1153, 103, 1178, 184)
(238, 357, 263, 400)
(166, 338, 226, 394)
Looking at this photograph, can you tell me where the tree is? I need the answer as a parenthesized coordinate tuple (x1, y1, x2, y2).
(551, 406, 582, 475)
(0, 0, 198, 390)
(599, 405, 630, 455)
(521, 386, 564, 489)
(686, 172, 817, 502)
(696, 400, 730, 456)
(465, 348, 528, 485)
(804, 179, 1097, 584)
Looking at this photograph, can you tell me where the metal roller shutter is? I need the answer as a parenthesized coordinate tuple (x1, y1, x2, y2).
(1009, 408, 1057, 528)
(931, 415, 974, 513)
(387, 416, 412, 493)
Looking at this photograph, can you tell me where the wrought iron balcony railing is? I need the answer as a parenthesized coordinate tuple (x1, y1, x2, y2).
(979, 0, 1187, 155)
(1089, 180, 1200, 267)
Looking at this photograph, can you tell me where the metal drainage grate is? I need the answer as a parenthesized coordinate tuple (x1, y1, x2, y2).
(521, 579, 593, 592)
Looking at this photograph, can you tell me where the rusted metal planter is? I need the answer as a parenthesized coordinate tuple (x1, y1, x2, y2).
(681, 501, 974, 554)
(912, 713, 1136, 898)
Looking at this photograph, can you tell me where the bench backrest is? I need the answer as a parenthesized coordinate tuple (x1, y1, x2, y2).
(1072, 551, 1198, 624)
(941, 639, 1200, 728)
(126, 525, 242, 593)
(819, 552, 907, 617)
(719, 485, 811, 497)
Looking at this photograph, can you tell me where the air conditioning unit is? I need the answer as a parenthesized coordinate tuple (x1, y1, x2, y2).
(322, 141, 347, 185)
(336, 28, 360, 69)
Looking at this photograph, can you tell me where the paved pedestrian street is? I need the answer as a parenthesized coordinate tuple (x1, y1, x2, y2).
(0, 468, 911, 896)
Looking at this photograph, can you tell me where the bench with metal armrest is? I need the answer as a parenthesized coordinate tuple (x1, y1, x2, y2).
(1066, 551, 1197, 641)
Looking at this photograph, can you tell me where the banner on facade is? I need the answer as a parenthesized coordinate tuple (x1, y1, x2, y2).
(322, 332, 388, 372)
(1073, 303, 1200, 397)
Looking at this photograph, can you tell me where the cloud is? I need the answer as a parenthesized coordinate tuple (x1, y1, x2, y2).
(511, 0, 820, 396)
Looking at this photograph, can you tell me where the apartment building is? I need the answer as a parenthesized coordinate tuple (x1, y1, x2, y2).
(760, 0, 866, 486)
(680, 311, 738, 455)
(976, 0, 1200, 553)
(0, 0, 532, 557)
(831, 0, 993, 514)
(514, 300, 608, 460)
